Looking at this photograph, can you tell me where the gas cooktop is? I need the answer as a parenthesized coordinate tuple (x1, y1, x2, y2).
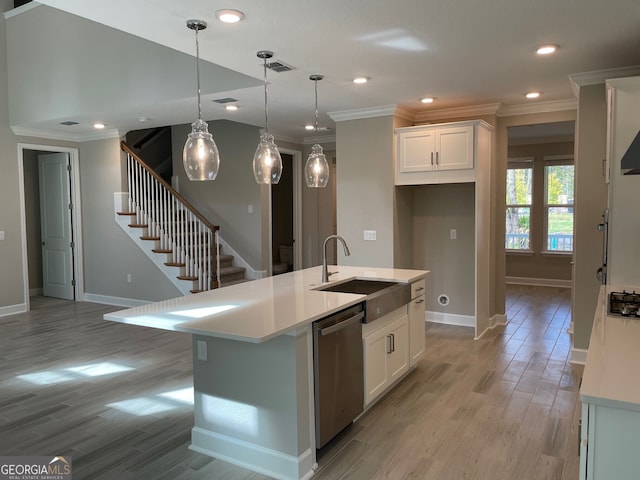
(609, 290, 640, 317)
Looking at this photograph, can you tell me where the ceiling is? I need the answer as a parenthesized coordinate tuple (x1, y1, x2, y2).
(17, 0, 640, 142)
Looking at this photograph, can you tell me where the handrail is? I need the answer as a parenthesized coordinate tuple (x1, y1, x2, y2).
(120, 141, 220, 291)
(120, 141, 218, 232)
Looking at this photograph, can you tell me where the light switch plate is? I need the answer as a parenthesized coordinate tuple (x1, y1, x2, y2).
(197, 340, 207, 361)
(0, 231, 4, 241)
(450, 229, 457, 240)
(364, 230, 377, 241)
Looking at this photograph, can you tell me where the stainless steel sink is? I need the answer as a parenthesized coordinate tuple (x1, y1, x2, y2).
(316, 279, 398, 295)
(316, 279, 410, 323)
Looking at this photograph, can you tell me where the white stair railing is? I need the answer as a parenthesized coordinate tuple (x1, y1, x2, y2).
(121, 142, 220, 291)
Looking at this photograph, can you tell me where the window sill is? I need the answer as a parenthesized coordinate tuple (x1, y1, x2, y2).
(541, 251, 573, 257)
(506, 249, 534, 256)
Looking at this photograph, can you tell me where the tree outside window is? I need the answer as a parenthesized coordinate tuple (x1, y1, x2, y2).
(506, 160, 533, 250)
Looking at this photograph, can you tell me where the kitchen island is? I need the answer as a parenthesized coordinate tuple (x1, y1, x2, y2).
(104, 265, 428, 480)
(580, 284, 640, 480)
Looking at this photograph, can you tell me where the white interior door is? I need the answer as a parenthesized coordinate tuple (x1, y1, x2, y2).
(38, 153, 74, 299)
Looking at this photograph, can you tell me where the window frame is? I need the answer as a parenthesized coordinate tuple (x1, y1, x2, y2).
(543, 155, 574, 254)
(505, 157, 534, 252)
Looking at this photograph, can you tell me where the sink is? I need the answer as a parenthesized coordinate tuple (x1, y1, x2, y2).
(316, 279, 398, 295)
(315, 279, 411, 323)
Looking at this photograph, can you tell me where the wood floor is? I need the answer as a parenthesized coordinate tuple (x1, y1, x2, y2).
(0, 285, 582, 479)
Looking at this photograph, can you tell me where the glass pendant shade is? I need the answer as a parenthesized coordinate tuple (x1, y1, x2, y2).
(183, 119, 220, 181)
(305, 143, 329, 187)
(305, 74, 329, 187)
(183, 19, 220, 181)
(253, 132, 283, 184)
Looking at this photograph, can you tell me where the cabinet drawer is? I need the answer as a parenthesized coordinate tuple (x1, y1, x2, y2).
(411, 279, 425, 299)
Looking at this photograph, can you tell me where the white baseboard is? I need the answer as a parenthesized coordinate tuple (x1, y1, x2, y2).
(427, 310, 475, 328)
(570, 348, 588, 365)
(190, 427, 315, 480)
(491, 313, 508, 328)
(506, 276, 572, 288)
(82, 293, 150, 308)
(0, 302, 27, 318)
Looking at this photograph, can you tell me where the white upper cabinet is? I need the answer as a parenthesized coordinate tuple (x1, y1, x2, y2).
(395, 120, 492, 185)
(398, 124, 473, 173)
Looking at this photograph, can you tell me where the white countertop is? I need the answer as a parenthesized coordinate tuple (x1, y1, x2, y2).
(580, 284, 640, 411)
(104, 265, 429, 343)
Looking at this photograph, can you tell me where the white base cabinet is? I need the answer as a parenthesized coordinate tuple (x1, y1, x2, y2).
(580, 402, 640, 479)
(363, 308, 409, 406)
(409, 279, 426, 366)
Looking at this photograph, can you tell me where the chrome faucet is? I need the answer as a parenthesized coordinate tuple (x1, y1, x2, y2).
(322, 235, 351, 282)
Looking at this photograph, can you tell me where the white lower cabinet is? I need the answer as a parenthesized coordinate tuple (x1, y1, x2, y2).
(363, 309, 409, 406)
(580, 401, 640, 479)
(409, 280, 426, 366)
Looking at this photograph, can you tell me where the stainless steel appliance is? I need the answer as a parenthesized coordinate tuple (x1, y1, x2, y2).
(312, 303, 364, 448)
(608, 290, 640, 317)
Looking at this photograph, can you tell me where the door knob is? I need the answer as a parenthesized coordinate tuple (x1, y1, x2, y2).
(42, 241, 46, 246)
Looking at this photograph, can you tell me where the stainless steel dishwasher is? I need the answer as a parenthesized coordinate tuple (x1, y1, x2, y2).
(312, 302, 365, 448)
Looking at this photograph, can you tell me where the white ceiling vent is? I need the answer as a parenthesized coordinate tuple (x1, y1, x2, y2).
(266, 60, 295, 73)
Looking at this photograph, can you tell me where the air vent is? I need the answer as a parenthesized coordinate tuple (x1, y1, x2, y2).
(213, 97, 238, 104)
(266, 61, 295, 73)
(60, 121, 79, 126)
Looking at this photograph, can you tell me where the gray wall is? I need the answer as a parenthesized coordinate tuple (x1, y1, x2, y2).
(573, 83, 608, 350)
(171, 120, 265, 270)
(336, 116, 396, 268)
(411, 183, 476, 316)
(0, 0, 24, 310)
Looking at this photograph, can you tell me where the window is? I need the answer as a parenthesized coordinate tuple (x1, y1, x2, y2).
(505, 159, 533, 250)
(545, 160, 574, 252)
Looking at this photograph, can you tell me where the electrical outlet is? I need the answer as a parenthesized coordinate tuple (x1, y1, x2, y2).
(364, 230, 377, 241)
(127, 274, 132, 283)
(450, 229, 457, 240)
(248, 204, 253, 214)
(0, 231, 4, 241)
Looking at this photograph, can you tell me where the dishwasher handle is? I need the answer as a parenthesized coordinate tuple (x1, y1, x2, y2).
(318, 312, 364, 336)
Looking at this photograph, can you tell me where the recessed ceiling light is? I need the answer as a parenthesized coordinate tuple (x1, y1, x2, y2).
(305, 124, 315, 131)
(536, 45, 557, 55)
(93, 122, 106, 129)
(420, 97, 435, 104)
(225, 105, 238, 111)
(526, 92, 541, 99)
(353, 77, 369, 84)
(215, 9, 245, 23)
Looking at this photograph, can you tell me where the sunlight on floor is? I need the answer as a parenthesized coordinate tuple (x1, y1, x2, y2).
(16, 362, 135, 385)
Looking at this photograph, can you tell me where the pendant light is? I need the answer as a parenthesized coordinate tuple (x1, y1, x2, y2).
(183, 20, 220, 181)
(304, 75, 330, 188)
(252, 50, 283, 184)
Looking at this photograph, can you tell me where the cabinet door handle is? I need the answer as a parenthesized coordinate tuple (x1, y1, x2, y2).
(416, 298, 425, 304)
(391, 333, 395, 352)
(435, 151, 439, 165)
(430, 152, 434, 166)
(386, 335, 392, 354)
(415, 286, 424, 292)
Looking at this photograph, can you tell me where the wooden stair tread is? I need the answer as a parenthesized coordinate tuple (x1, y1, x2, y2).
(128, 224, 148, 228)
(153, 249, 173, 254)
(140, 236, 160, 241)
(165, 262, 185, 267)
(177, 275, 198, 281)
(117, 211, 137, 216)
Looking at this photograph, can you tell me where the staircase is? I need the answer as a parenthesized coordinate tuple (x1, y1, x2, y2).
(117, 142, 247, 294)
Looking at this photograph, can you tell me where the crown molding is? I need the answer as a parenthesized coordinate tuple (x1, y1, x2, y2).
(328, 105, 398, 122)
(11, 126, 122, 142)
(414, 103, 501, 122)
(497, 98, 577, 117)
(569, 65, 640, 91)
